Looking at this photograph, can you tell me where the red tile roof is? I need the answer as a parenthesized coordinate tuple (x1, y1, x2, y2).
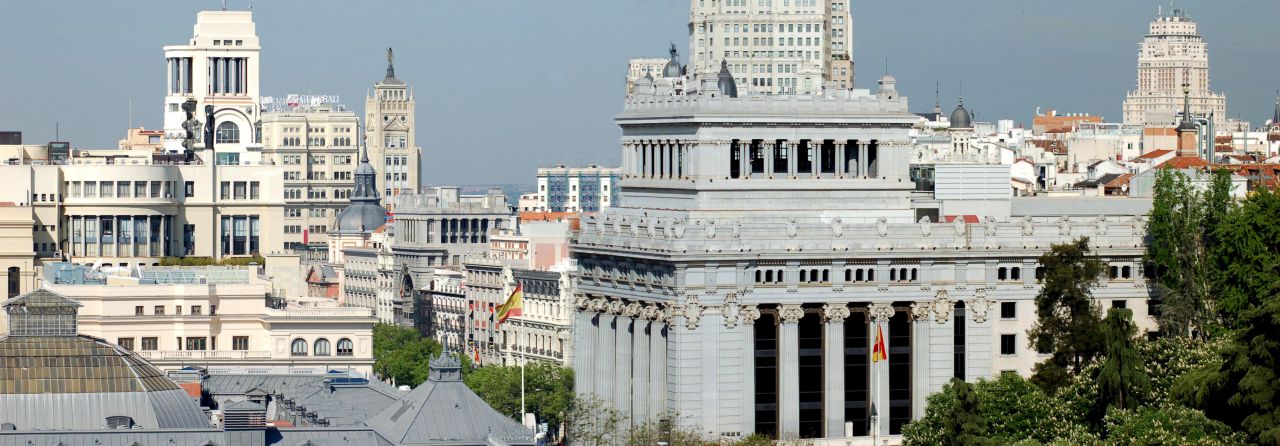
(943, 215, 980, 224)
(1135, 149, 1173, 160)
(1158, 156, 1210, 169)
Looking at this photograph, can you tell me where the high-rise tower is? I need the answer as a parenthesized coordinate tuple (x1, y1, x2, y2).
(365, 48, 422, 207)
(688, 0, 854, 96)
(1122, 9, 1227, 128)
(161, 11, 262, 164)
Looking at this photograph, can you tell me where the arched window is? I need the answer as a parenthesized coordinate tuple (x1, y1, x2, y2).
(313, 338, 331, 356)
(337, 338, 353, 356)
(7, 267, 18, 298)
(290, 338, 308, 356)
(216, 121, 240, 144)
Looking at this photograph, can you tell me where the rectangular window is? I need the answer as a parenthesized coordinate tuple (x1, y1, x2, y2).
(1000, 334, 1016, 355)
(1000, 302, 1016, 319)
(250, 181, 260, 200)
(135, 306, 144, 316)
(1112, 300, 1127, 309)
(101, 181, 113, 198)
(191, 305, 202, 315)
(141, 337, 158, 351)
(232, 336, 249, 351)
(118, 181, 130, 198)
(233, 181, 246, 199)
(154, 305, 165, 316)
(185, 181, 195, 197)
(84, 181, 96, 198)
(221, 181, 231, 199)
(135, 181, 146, 198)
(175, 306, 182, 315)
(117, 338, 134, 350)
(185, 337, 208, 351)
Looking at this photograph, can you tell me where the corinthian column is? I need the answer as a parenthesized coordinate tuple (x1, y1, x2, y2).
(822, 303, 851, 438)
(869, 303, 896, 438)
(778, 304, 805, 438)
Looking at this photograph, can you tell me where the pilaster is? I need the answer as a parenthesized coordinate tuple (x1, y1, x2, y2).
(777, 304, 804, 438)
(822, 303, 850, 438)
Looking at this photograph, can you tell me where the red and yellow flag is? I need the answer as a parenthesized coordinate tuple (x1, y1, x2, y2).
(872, 325, 887, 363)
(496, 284, 524, 325)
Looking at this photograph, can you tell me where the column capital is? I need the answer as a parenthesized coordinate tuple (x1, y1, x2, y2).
(740, 305, 762, 325)
(869, 303, 895, 323)
(779, 304, 805, 324)
(821, 303, 850, 323)
(623, 301, 643, 318)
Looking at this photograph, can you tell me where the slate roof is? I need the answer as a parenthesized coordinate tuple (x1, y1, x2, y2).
(203, 373, 404, 427)
(366, 356, 534, 446)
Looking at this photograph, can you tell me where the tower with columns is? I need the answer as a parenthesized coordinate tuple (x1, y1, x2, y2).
(161, 10, 262, 163)
(571, 74, 1156, 442)
(365, 48, 423, 207)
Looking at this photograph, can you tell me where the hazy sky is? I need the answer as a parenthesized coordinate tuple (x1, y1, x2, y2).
(2, 0, 1278, 185)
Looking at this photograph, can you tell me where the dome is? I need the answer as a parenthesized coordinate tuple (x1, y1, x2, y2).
(334, 148, 389, 234)
(0, 289, 211, 430)
(662, 59, 682, 78)
(950, 98, 973, 129)
(717, 60, 738, 98)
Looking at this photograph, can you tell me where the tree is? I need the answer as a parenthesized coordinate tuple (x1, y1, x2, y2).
(943, 379, 991, 446)
(1147, 168, 1216, 339)
(1028, 237, 1106, 393)
(372, 323, 442, 387)
(1208, 185, 1280, 328)
(1175, 187, 1280, 444)
(903, 373, 1082, 446)
(1096, 308, 1149, 412)
(464, 361, 575, 432)
(1103, 405, 1247, 446)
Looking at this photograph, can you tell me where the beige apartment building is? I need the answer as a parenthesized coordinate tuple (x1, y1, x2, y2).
(1, 157, 286, 266)
(689, 0, 854, 95)
(5, 263, 375, 374)
(260, 101, 361, 249)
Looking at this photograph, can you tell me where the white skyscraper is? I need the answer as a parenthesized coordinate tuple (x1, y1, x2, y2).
(1122, 8, 1227, 128)
(161, 11, 263, 164)
(688, 0, 854, 96)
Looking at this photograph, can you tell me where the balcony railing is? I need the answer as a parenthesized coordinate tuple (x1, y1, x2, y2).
(135, 350, 273, 360)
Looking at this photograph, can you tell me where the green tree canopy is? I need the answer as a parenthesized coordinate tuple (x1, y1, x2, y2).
(1096, 308, 1150, 412)
(372, 323, 442, 387)
(1028, 237, 1106, 393)
(465, 361, 575, 430)
(943, 378, 991, 446)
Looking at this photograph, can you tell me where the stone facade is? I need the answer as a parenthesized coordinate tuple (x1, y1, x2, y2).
(571, 83, 1155, 442)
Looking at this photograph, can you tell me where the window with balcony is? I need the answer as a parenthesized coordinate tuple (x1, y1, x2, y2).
(232, 336, 249, 351)
(185, 337, 207, 351)
(141, 337, 158, 351)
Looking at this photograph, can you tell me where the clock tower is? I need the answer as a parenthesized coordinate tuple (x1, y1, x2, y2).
(365, 48, 422, 208)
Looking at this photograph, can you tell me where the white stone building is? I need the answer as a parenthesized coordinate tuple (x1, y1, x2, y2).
(570, 72, 1157, 442)
(689, 0, 854, 95)
(162, 11, 264, 164)
(1122, 9, 1227, 129)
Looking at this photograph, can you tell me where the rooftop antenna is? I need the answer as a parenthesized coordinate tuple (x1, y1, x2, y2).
(221, 0, 227, 11)
(884, 58, 889, 77)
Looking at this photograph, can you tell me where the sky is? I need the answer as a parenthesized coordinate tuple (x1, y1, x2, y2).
(1, 0, 1278, 185)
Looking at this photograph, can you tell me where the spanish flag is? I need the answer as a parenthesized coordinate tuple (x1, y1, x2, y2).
(496, 284, 524, 325)
(872, 325, 887, 363)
